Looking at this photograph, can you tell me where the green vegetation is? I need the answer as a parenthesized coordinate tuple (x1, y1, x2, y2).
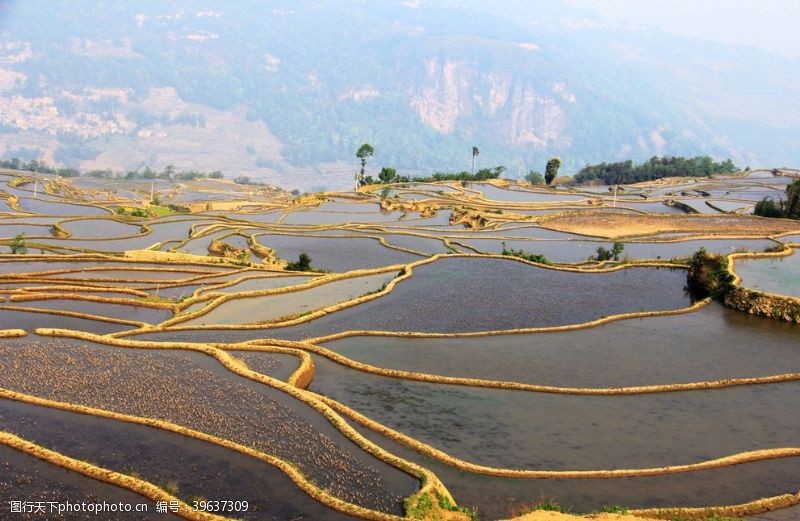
(754, 197, 783, 217)
(600, 505, 629, 514)
(356, 143, 375, 186)
(544, 157, 562, 185)
(0, 157, 226, 181)
(471, 146, 480, 175)
(125, 165, 224, 181)
(594, 242, 625, 261)
(378, 167, 398, 184)
(754, 179, 800, 219)
(574, 156, 738, 185)
(9, 233, 28, 254)
(160, 479, 179, 495)
(416, 166, 506, 183)
(404, 492, 476, 520)
(286, 252, 313, 271)
(368, 165, 507, 185)
(233, 176, 267, 186)
(686, 247, 735, 299)
(533, 502, 567, 512)
(501, 242, 552, 265)
(670, 517, 742, 521)
(525, 171, 544, 185)
(0, 157, 79, 177)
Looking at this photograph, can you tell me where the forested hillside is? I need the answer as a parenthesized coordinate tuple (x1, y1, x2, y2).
(1, 0, 799, 189)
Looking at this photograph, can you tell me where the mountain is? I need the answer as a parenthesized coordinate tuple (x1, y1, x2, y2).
(1, 0, 799, 190)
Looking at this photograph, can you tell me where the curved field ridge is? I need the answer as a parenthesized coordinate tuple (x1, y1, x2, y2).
(0, 329, 27, 338)
(4, 171, 800, 519)
(0, 387, 406, 521)
(0, 431, 228, 521)
(240, 337, 800, 395)
(727, 247, 800, 322)
(29, 329, 800, 483)
(29, 329, 454, 519)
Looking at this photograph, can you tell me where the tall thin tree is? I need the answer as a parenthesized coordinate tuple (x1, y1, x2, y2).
(545, 157, 562, 185)
(471, 146, 480, 175)
(355, 143, 374, 188)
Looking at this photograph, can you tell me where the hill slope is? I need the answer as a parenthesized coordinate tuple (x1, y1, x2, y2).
(1, 0, 799, 189)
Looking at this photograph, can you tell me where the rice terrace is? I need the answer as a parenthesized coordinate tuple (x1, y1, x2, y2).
(3, 1, 800, 520)
(0, 161, 799, 521)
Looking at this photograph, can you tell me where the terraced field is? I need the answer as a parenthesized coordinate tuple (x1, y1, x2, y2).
(1, 170, 799, 520)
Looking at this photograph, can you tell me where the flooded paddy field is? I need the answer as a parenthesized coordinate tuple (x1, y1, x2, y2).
(16, 198, 112, 216)
(0, 399, 356, 520)
(255, 257, 691, 338)
(0, 223, 55, 238)
(452, 237, 777, 261)
(181, 271, 396, 326)
(321, 302, 800, 387)
(195, 273, 316, 294)
(2, 170, 799, 519)
(0, 308, 134, 334)
(0, 335, 417, 513)
(3, 297, 172, 324)
(58, 218, 143, 239)
(253, 233, 423, 272)
(0, 445, 176, 520)
(310, 355, 800, 471)
(733, 248, 800, 297)
(230, 351, 302, 381)
(349, 422, 800, 519)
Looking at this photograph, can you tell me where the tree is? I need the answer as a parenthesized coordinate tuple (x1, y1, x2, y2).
(574, 156, 739, 185)
(355, 143, 374, 187)
(594, 242, 624, 261)
(209, 171, 224, 179)
(526, 171, 544, 185)
(785, 179, 800, 219)
(754, 197, 783, 218)
(286, 252, 312, 271)
(378, 167, 397, 184)
(471, 146, 480, 175)
(545, 157, 562, 185)
(10, 234, 28, 254)
(686, 247, 734, 299)
(753, 180, 800, 219)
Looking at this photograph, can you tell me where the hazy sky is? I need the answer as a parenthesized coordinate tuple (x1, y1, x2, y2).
(568, 0, 800, 58)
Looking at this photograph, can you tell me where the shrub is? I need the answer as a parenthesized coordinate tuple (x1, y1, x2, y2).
(754, 197, 783, 218)
(286, 252, 312, 271)
(9, 233, 27, 254)
(595, 242, 624, 261)
(686, 247, 734, 299)
(501, 242, 551, 265)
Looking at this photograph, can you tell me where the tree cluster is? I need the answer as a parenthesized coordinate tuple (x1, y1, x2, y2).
(574, 156, 738, 185)
(594, 242, 625, 261)
(286, 253, 314, 271)
(544, 158, 562, 185)
(0, 157, 226, 182)
(0, 158, 79, 177)
(354, 143, 506, 186)
(754, 179, 800, 219)
(233, 176, 267, 186)
(500, 243, 552, 265)
(124, 165, 224, 181)
(686, 247, 735, 300)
